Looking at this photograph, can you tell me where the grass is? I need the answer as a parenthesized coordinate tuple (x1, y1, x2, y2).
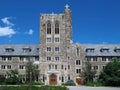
(0, 86, 69, 90)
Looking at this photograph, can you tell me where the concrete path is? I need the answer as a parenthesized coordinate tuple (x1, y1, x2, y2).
(67, 86, 120, 90)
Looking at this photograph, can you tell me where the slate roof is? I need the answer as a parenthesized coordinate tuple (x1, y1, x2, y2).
(0, 44, 39, 56)
(0, 44, 120, 57)
(83, 44, 120, 56)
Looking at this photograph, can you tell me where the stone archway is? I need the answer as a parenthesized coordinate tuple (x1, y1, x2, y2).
(49, 73, 57, 85)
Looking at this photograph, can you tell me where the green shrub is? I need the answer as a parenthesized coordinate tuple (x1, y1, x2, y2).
(86, 81, 103, 86)
(5, 77, 18, 85)
(32, 82, 45, 85)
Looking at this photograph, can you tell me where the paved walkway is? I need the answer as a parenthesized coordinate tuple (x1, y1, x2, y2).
(67, 86, 120, 90)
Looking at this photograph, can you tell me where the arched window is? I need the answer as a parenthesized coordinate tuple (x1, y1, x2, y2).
(47, 21, 51, 34)
(55, 21, 59, 34)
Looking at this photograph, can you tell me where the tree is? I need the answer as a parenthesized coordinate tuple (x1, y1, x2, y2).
(5, 69, 20, 84)
(99, 58, 120, 86)
(26, 59, 40, 90)
(25, 60, 40, 82)
(81, 61, 96, 84)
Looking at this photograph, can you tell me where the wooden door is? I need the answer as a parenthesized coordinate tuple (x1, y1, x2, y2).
(49, 74, 57, 85)
(76, 77, 83, 85)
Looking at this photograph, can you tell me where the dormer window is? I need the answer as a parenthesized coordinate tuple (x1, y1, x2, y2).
(37, 48, 39, 52)
(86, 48, 95, 53)
(23, 48, 31, 53)
(114, 48, 120, 53)
(100, 48, 109, 53)
(5, 48, 14, 52)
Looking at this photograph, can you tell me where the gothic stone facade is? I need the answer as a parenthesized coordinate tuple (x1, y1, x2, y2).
(0, 6, 120, 85)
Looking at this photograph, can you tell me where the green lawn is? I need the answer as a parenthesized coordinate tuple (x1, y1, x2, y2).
(0, 86, 69, 90)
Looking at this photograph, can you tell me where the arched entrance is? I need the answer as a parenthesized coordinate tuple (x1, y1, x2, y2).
(76, 77, 83, 85)
(49, 73, 57, 85)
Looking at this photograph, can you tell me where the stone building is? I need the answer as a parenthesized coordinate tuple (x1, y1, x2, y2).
(0, 5, 120, 85)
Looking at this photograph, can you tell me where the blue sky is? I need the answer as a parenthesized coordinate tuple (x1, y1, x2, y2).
(0, 0, 120, 44)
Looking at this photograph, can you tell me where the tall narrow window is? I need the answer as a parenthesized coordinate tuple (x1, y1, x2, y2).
(47, 21, 51, 34)
(62, 76, 64, 82)
(76, 48, 80, 56)
(55, 21, 59, 34)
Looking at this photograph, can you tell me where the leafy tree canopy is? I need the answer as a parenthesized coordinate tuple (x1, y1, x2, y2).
(99, 58, 120, 86)
(82, 62, 96, 84)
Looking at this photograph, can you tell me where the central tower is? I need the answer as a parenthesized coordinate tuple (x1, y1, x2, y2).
(39, 5, 72, 85)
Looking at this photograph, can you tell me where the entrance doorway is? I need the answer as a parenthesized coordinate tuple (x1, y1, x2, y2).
(49, 73, 57, 85)
(76, 77, 83, 85)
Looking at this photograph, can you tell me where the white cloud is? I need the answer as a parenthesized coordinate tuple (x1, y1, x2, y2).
(25, 29, 34, 35)
(1, 17, 14, 26)
(0, 17, 16, 37)
(0, 26, 16, 36)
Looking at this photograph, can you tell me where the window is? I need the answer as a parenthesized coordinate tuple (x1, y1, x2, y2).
(20, 57, 24, 61)
(67, 56, 70, 61)
(5, 48, 14, 52)
(2, 57, 6, 61)
(35, 56, 39, 61)
(46, 37, 52, 42)
(49, 65, 58, 70)
(86, 57, 91, 61)
(47, 57, 51, 61)
(93, 66, 98, 70)
(76, 60, 81, 65)
(114, 49, 120, 53)
(55, 65, 57, 70)
(93, 57, 97, 62)
(23, 48, 31, 53)
(7, 65, 11, 69)
(108, 57, 112, 61)
(68, 65, 70, 70)
(36, 48, 39, 52)
(86, 48, 95, 53)
(76, 48, 80, 56)
(61, 65, 64, 69)
(76, 69, 81, 74)
(102, 57, 106, 61)
(62, 76, 64, 82)
(100, 48, 109, 53)
(47, 47, 51, 52)
(68, 75, 70, 80)
(1, 65, 6, 69)
(8, 57, 12, 61)
(103, 66, 105, 69)
(55, 56, 59, 61)
(55, 37, 60, 42)
(55, 22, 59, 34)
(47, 21, 51, 34)
(19, 65, 25, 69)
(55, 47, 59, 52)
